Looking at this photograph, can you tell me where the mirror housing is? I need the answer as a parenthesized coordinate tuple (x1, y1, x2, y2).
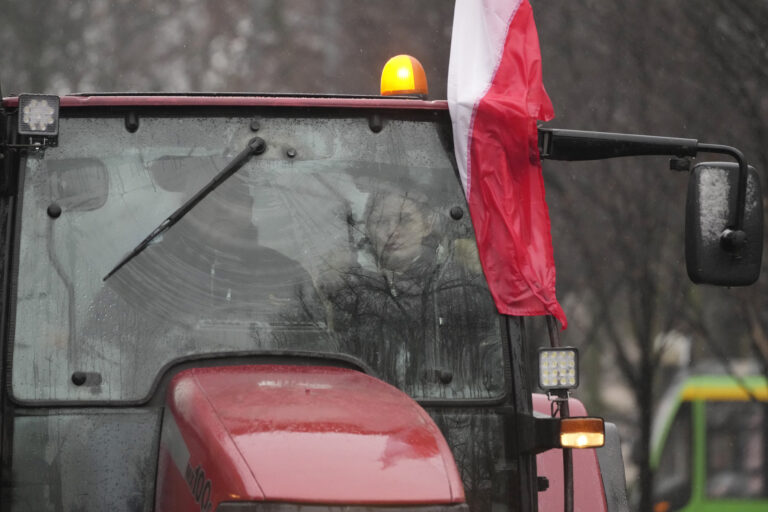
(685, 162, 763, 286)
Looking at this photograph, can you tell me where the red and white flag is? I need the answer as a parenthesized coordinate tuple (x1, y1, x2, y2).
(448, 0, 567, 327)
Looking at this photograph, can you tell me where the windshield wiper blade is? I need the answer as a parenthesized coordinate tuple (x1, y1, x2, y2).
(103, 136, 267, 281)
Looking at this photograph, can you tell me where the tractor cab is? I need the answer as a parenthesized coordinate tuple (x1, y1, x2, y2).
(0, 92, 611, 511)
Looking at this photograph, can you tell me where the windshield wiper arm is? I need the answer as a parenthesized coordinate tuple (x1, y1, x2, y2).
(103, 136, 267, 281)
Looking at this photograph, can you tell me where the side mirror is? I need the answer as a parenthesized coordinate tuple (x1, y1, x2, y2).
(685, 162, 763, 286)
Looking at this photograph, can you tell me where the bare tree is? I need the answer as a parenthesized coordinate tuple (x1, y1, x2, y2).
(535, 1, 768, 510)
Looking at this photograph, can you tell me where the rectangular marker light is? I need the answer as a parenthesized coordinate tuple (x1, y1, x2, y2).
(538, 347, 579, 391)
(18, 94, 60, 136)
(560, 417, 605, 448)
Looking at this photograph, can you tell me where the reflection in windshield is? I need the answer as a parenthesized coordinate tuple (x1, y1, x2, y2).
(13, 115, 504, 403)
(706, 401, 768, 499)
(90, 197, 329, 375)
(319, 187, 496, 391)
(100, 170, 323, 336)
(103, 137, 266, 281)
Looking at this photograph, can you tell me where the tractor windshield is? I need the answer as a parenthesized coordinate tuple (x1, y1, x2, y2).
(11, 110, 505, 403)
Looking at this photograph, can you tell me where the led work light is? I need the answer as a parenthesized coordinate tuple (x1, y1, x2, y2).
(18, 94, 59, 137)
(538, 347, 578, 391)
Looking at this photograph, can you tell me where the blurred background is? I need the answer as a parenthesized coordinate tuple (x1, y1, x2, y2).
(2, 1, 766, 510)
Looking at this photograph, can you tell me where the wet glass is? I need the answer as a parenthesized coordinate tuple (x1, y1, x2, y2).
(12, 113, 504, 403)
(653, 402, 692, 509)
(706, 401, 768, 499)
(9, 411, 159, 511)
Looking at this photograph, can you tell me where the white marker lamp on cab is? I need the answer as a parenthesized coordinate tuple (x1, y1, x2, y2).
(15, 94, 60, 149)
(18, 94, 59, 136)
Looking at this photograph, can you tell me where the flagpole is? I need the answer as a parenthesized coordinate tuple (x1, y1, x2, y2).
(547, 315, 574, 512)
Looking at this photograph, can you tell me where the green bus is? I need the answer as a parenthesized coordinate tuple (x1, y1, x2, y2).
(651, 373, 768, 512)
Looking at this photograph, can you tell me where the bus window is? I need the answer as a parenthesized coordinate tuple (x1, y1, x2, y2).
(654, 402, 692, 511)
(706, 401, 768, 499)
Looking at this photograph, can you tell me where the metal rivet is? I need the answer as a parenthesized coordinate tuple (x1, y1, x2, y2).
(368, 114, 383, 133)
(250, 120, 261, 132)
(286, 148, 297, 158)
(71, 372, 86, 386)
(125, 111, 139, 133)
(450, 206, 464, 220)
(47, 203, 62, 218)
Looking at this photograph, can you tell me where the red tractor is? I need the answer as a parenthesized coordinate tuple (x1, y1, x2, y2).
(0, 60, 760, 512)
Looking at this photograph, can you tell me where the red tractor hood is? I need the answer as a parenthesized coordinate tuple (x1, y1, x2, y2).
(155, 365, 464, 510)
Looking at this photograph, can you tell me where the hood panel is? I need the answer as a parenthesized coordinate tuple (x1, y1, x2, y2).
(167, 365, 464, 505)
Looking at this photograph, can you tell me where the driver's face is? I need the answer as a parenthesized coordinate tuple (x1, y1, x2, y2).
(366, 193, 431, 271)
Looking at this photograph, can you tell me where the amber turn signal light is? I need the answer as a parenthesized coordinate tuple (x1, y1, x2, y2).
(560, 417, 605, 448)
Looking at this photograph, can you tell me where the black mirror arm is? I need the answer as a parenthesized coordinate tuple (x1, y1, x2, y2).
(538, 128, 749, 246)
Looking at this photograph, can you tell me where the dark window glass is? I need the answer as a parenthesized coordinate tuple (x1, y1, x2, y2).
(6, 411, 159, 511)
(428, 409, 514, 512)
(706, 401, 768, 499)
(653, 402, 692, 511)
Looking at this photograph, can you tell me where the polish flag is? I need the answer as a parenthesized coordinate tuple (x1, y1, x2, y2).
(448, 0, 567, 327)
